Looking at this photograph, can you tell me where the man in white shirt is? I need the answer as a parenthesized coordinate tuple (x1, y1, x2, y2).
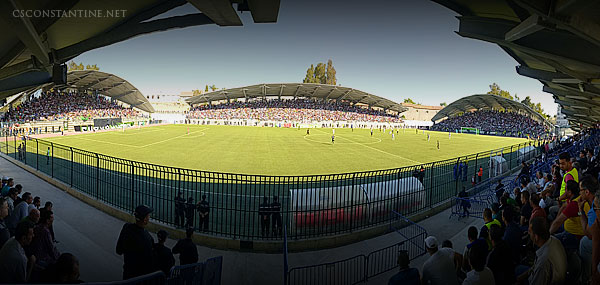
(8, 192, 32, 232)
(421, 236, 459, 285)
(0, 221, 35, 283)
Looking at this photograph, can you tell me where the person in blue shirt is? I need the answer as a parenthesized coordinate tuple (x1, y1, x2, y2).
(388, 250, 419, 285)
(578, 175, 598, 284)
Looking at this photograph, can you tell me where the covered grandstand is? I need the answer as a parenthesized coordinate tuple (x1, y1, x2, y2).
(431, 94, 551, 126)
(431, 0, 600, 131)
(185, 83, 407, 114)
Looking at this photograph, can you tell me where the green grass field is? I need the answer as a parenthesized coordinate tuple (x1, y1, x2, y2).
(41, 124, 527, 175)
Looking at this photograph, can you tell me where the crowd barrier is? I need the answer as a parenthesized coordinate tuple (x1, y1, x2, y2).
(0, 130, 554, 241)
(168, 256, 222, 285)
(285, 212, 427, 285)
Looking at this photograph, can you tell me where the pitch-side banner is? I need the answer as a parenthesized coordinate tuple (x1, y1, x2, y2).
(93, 118, 122, 128)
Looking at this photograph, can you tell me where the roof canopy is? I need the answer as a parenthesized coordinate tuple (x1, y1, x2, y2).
(21, 70, 155, 113)
(0, 0, 279, 101)
(431, 94, 551, 126)
(431, 0, 600, 131)
(185, 83, 408, 113)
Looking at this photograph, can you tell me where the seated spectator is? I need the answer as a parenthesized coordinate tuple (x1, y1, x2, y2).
(20, 208, 40, 225)
(550, 180, 588, 251)
(30, 196, 41, 211)
(578, 175, 598, 284)
(529, 193, 546, 221)
(421, 236, 459, 285)
(486, 224, 515, 284)
(0, 197, 10, 248)
(463, 240, 495, 285)
(517, 217, 567, 284)
(172, 228, 198, 265)
(39, 253, 82, 283)
(153, 230, 175, 276)
(0, 221, 36, 283)
(480, 208, 500, 247)
(1, 178, 14, 196)
(441, 240, 464, 279)
(520, 191, 532, 226)
(501, 208, 521, 263)
(30, 210, 60, 266)
(8, 192, 32, 232)
(462, 226, 487, 273)
(388, 250, 419, 285)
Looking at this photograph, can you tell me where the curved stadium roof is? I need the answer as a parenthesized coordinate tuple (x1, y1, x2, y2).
(186, 83, 407, 113)
(431, 94, 551, 127)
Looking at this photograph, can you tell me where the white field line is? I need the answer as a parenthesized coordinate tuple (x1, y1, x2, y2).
(138, 128, 207, 148)
(58, 128, 207, 149)
(314, 129, 423, 165)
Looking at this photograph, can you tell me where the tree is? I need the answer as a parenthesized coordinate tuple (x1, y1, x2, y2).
(404, 98, 416, 104)
(302, 59, 338, 85)
(210, 85, 217, 91)
(205, 85, 209, 92)
(521, 96, 532, 107)
(192, 89, 202, 96)
(487, 82, 513, 100)
(303, 64, 316, 83)
(326, 59, 337, 85)
(440, 102, 447, 107)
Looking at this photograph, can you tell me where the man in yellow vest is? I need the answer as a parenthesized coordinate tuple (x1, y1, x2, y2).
(550, 180, 589, 252)
(558, 152, 579, 201)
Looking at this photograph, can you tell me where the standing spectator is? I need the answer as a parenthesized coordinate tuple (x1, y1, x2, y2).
(174, 192, 185, 228)
(46, 147, 51, 165)
(196, 195, 209, 232)
(30, 210, 60, 266)
(517, 217, 567, 284)
(115, 205, 155, 280)
(420, 236, 459, 285)
(494, 180, 504, 201)
(0, 198, 10, 248)
(153, 230, 175, 276)
(388, 250, 419, 285)
(558, 152, 579, 202)
(185, 197, 195, 229)
(486, 224, 514, 284)
(0, 221, 36, 283)
(259, 197, 271, 237)
(463, 240, 495, 285)
(271, 196, 282, 237)
(477, 166, 483, 183)
(172, 228, 198, 265)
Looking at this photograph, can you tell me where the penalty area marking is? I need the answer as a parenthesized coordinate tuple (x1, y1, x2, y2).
(303, 134, 382, 145)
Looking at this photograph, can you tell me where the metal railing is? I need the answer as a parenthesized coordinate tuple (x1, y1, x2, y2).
(0, 132, 554, 241)
(286, 212, 427, 285)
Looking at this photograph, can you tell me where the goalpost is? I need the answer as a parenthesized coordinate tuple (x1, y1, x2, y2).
(460, 127, 480, 135)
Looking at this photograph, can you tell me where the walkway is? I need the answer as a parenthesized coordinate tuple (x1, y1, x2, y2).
(0, 155, 483, 284)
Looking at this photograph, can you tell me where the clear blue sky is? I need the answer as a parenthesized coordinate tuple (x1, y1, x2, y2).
(73, 0, 557, 115)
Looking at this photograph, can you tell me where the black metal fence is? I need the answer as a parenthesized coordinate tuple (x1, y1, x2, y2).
(0, 133, 548, 240)
(285, 211, 427, 285)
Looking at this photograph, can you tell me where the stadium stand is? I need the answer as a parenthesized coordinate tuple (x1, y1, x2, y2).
(2, 91, 142, 123)
(186, 98, 403, 123)
(431, 110, 547, 138)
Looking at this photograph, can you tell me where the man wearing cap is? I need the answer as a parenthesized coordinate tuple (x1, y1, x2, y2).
(421, 236, 459, 285)
(174, 192, 185, 228)
(153, 230, 174, 276)
(116, 205, 156, 279)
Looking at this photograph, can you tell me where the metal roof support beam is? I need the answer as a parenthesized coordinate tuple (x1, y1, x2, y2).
(82, 77, 113, 90)
(338, 89, 354, 101)
(54, 13, 214, 63)
(325, 87, 337, 100)
(187, 0, 242, 26)
(112, 90, 137, 100)
(504, 15, 546, 42)
(278, 84, 284, 100)
(293, 85, 301, 99)
(0, 0, 50, 67)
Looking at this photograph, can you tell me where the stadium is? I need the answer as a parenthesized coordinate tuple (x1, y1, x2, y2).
(0, 0, 599, 285)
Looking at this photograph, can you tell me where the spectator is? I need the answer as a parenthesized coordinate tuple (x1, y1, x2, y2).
(462, 226, 487, 272)
(501, 208, 521, 263)
(153, 230, 175, 276)
(578, 175, 598, 284)
(174, 192, 185, 228)
(420, 236, 459, 285)
(30, 196, 41, 211)
(8, 192, 32, 232)
(529, 193, 546, 221)
(185, 197, 195, 229)
(0, 221, 36, 283)
(486, 224, 515, 284)
(21, 208, 40, 225)
(40, 201, 56, 242)
(172, 228, 198, 265)
(116, 205, 155, 280)
(517, 217, 567, 284)
(0, 197, 10, 248)
(550, 180, 587, 251)
(520, 191, 532, 226)
(196, 194, 210, 232)
(463, 240, 495, 285)
(30, 209, 60, 266)
(1, 178, 14, 197)
(5, 188, 17, 220)
(388, 250, 419, 285)
(40, 253, 82, 283)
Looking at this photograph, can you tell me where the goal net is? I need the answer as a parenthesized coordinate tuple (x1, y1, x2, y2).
(460, 127, 479, 135)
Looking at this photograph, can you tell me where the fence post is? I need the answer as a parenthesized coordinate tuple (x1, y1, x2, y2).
(455, 158, 460, 195)
(429, 162, 435, 208)
(36, 140, 39, 170)
(95, 153, 100, 199)
(51, 143, 54, 178)
(70, 147, 74, 187)
(510, 146, 514, 169)
(13, 135, 16, 159)
(130, 162, 135, 211)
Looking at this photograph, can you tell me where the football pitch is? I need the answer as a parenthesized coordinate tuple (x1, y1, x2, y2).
(42, 124, 527, 175)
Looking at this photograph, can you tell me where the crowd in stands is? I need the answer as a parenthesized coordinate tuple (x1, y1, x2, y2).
(2, 91, 141, 122)
(389, 129, 600, 285)
(0, 176, 79, 283)
(431, 110, 547, 138)
(186, 99, 403, 123)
